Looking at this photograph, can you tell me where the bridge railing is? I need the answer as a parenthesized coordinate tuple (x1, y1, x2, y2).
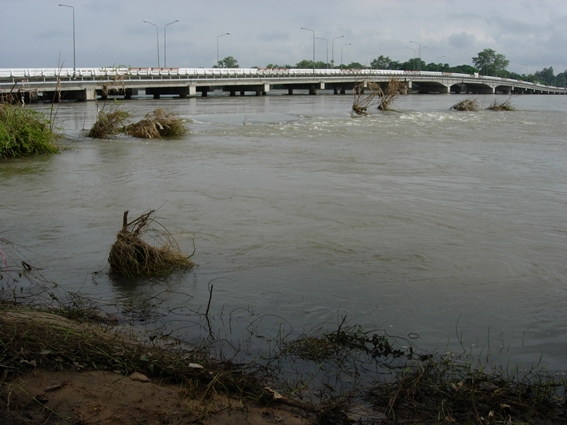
(1, 67, 564, 92)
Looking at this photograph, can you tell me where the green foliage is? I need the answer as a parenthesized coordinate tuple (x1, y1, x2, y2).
(401, 57, 426, 71)
(266, 63, 292, 69)
(213, 56, 239, 68)
(534, 66, 555, 85)
(472, 48, 510, 76)
(0, 104, 59, 159)
(555, 70, 567, 87)
(294, 59, 328, 69)
(343, 62, 366, 69)
(370, 55, 401, 70)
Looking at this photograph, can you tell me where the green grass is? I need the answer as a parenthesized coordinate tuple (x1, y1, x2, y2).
(0, 104, 59, 159)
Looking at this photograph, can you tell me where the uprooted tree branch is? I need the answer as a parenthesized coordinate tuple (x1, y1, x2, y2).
(352, 78, 405, 115)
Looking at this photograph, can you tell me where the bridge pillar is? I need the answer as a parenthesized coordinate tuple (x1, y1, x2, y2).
(288, 88, 294, 95)
(189, 85, 197, 96)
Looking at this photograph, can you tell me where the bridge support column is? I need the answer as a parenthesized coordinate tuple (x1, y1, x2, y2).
(189, 84, 197, 96)
(288, 88, 294, 95)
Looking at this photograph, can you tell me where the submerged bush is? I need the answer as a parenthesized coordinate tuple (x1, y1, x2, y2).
(125, 109, 188, 139)
(0, 104, 59, 159)
(450, 98, 480, 111)
(88, 109, 130, 139)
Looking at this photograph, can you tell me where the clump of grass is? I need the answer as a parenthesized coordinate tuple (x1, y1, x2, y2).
(368, 356, 566, 424)
(487, 96, 515, 111)
(108, 210, 195, 277)
(87, 109, 130, 139)
(125, 109, 188, 139)
(450, 98, 480, 111)
(0, 104, 59, 159)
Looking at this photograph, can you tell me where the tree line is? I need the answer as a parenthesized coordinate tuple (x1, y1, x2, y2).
(214, 48, 566, 87)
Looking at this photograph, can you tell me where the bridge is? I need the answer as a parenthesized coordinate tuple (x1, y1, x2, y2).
(1, 67, 565, 102)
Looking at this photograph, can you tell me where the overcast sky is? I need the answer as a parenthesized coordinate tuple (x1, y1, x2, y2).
(1, 0, 566, 74)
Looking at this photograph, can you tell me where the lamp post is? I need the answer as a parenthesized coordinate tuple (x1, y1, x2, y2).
(164, 20, 179, 68)
(340, 42, 352, 70)
(216, 32, 231, 67)
(331, 35, 344, 69)
(406, 47, 416, 70)
(143, 20, 160, 68)
(437, 55, 446, 72)
(301, 27, 315, 73)
(316, 37, 328, 68)
(58, 4, 76, 76)
(410, 41, 425, 71)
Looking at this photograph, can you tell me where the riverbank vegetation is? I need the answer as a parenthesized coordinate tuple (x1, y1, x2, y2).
(1, 244, 565, 424)
(0, 103, 59, 159)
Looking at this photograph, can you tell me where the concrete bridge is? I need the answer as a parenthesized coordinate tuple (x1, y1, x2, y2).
(1, 67, 565, 102)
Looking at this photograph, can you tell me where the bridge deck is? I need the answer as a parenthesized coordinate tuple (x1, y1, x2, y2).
(1, 68, 565, 101)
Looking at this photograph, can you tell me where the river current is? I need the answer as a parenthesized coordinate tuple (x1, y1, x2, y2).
(1, 93, 566, 370)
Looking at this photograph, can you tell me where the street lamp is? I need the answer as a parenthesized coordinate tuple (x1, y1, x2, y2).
(331, 35, 344, 68)
(58, 4, 76, 76)
(410, 41, 424, 71)
(164, 20, 179, 68)
(143, 20, 160, 68)
(340, 42, 352, 70)
(406, 47, 416, 70)
(217, 32, 231, 67)
(316, 37, 328, 68)
(301, 27, 315, 72)
(437, 55, 446, 72)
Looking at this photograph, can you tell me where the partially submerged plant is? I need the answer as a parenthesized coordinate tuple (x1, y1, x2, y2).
(352, 78, 404, 115)
(87, 108, 130, 139)
(487, 96, 516, 111)
(108, 210, 195, 277)
(450, 98, 480, 111)
(0, 103, 59, 159)
(125, 109, 188, 139)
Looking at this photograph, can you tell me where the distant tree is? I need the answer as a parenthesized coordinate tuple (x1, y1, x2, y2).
(472, 49, 509, 76)
(426, 62, 450, 72)
(555, 70, 567, 87)
(370, 55, 400, 70)
(266, 63, 292, 69)
(400, 58, 426, 71)
(343, 62, 366, 69)
(534, 67, 555, 85)
(294, 60, 327, 69)
(213, 56, 239, 68)
(448, 64, 478, 75)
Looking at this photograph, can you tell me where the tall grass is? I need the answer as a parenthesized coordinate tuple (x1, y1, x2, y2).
(0, 104, 59, 159)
